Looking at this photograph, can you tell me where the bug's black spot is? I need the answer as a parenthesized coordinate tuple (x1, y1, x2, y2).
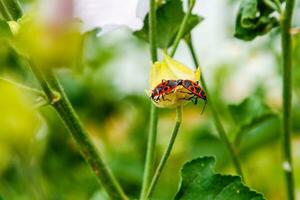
(195, 87, 201, 93)
(183, 80, 191, 87)
(164, 86, 169, 91)
(157, 86, 163, 93)
(167, 80, 177, 87)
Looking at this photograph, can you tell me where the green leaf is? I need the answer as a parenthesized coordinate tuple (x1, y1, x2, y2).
(134, 0, 203, 49)
(174, 156, 265, 200)
(234, 0, 280, 41)
(228, 96, 279, 146)
(0, 0, 23, 21)
(0, 18, 12, 38)
(228, 96, 274, 128)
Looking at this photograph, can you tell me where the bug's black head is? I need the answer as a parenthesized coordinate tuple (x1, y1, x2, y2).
(177, 79, 183, 85)
(201, 99, 207, 114)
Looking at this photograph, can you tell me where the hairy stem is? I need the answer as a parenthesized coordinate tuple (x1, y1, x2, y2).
(28, 64, 128, 200)
(186, 36, 244, 179)
(280, 0, 296, 199)
(139, 0, 158, 199)
(146, 106, 182, 198)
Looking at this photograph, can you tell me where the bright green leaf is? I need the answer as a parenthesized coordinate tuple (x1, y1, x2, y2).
(234, 0, 280, 41)
(174, 156, 265, 200)
(135, 0, 203, 49)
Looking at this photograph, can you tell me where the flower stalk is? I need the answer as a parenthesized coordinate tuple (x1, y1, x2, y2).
(280, 0, 296, 199)
(142, 1, 197, 198)
(139, 0, 159, 199)
(146, 106, 182, 198)
(185, 36, 244, 179)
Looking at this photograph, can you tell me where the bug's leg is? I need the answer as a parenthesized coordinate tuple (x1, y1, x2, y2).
(154, 96, 160, 102)
(194, 97, 198, 105)
(178, 98, 188, 101)
(162, 94, 171, 101)
(162, 94, 165, 101)
(178, 91, 194, 95)
(201, 100, 207, 114)
(166, 89, 176, 95)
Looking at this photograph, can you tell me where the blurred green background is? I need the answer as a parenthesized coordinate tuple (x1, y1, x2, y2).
(1, 0, 300, 200)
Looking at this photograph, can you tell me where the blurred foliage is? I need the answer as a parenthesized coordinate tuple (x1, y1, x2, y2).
(12, 15, 82, 69)
(0, 0, 23, 21)
(135, 0, 203, 48)
(234, 0, 280, 41)
(0, 19, 12, 39)
(0, 0, 300, 200)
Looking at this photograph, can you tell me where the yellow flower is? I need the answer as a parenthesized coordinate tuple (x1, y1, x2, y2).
(148, 53, 200, 108)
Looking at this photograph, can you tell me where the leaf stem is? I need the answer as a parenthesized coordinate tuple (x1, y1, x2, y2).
(139, 0, 159, 199)
(146, 106, 182, 198)
(185, 36, 244, 179)
(0, 77, 46, 97)
(280, 0, 296, 199)
(169, 0, 196, 57)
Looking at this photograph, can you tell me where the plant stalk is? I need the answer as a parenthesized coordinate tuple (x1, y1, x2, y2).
(139, 0, 159, 199)
(146, 106, 182, 198)
(28, 63, 128, 200)
(170, 0, 196, 57)
(186, 36, 244, 179)
(142, 2, 197, 197)
(280, 0, 296, 199)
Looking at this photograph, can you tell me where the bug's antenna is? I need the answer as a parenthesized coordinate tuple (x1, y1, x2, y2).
(201, 99, 207, 114)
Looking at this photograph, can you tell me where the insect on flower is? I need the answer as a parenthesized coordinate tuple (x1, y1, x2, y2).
(177, 79, 207, 113)
(150, 79, 179, 102)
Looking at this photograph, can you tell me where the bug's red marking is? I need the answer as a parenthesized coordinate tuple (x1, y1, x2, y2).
(150, 79, 179, 102)
(177, 79, 207, 113)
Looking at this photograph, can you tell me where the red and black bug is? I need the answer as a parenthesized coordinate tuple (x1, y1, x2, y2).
(150, 79, 179, 102)
(177, 79, 207, 113)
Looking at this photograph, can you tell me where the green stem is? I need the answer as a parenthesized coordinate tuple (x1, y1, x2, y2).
(141, 2, 197, 197)
(146, 106, 182, 198)
(280, 0, 296, 199)
(140, 104, 158, 200)
(28, 64, 128, 200)
(186, 36, 244, 179)
(139, 0, 158, 199)
(169, 0, 196, 57)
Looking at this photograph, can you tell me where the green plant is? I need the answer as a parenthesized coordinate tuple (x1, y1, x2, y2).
(0, 0, 297, 199)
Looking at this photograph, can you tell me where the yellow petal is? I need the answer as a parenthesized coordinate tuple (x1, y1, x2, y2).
(162, 53, 196, 80)
(148, 53, 202, 108)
